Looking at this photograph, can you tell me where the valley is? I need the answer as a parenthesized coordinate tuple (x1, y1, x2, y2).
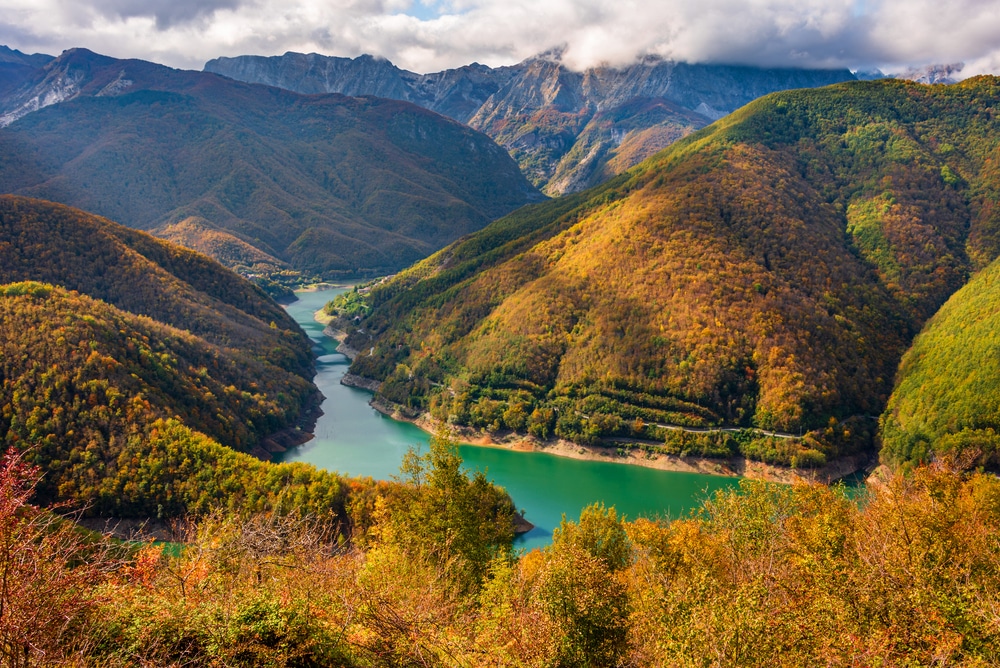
(279, 288, 741, 550)
(1, 28, 1000, 664)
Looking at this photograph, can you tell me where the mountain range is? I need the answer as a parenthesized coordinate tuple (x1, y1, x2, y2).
(206, 50, 857, 194)
(0, 48, 539, 280)
(338, 76, 1000, 469)
(2, 41, 996, 474)
(0, 45, 52, 108)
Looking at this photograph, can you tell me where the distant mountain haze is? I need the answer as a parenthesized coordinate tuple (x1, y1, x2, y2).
(205, 52, 519, 124)
(206, 51, 856, 194)
(0, 45, 52, 68)
(0, 48, 541, 279)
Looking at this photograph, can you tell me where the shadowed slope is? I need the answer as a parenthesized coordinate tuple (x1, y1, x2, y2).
(0, 49, 540, 278)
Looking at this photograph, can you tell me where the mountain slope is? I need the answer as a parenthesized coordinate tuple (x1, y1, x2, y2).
(157, 216, 289, 271)
(206, 51, 855, 194)
(0, 48, 539, 278)
(544, 97, 710, 194)
(880, 256, 1000, 471)
(0, 197, 340, 515)
(0, 45, 52, 112)
(469, 56, 856, 193)
(0, 282, 319, 507)
(0, 195, 311, 375)
(339, 77, 1000, 465)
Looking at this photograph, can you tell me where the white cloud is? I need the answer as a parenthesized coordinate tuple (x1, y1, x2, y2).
(0, 0, 998, 76)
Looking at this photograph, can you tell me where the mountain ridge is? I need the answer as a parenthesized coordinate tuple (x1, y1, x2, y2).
(0, 196, 333, 512)
(0, 45, 53, 106)
(206, 51, 856, 194)
(0, 48, 540, 279)
(0, 194, 313, 373)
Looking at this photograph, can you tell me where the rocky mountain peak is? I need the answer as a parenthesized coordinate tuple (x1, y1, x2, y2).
(205, 50, 856, 194)
(0, 47, 194, 127)
(0, 45, 53, 68)
(895, 63, 965, 84)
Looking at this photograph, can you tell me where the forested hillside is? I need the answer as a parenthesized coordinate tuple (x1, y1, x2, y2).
(340, 77, 1000, 466)
(881, 255, 1000, 471)
(0, 282, 342, 516)
(0, 196, 311, 375)
(0, 198, 347, 516)
(0, 48, 539, 279)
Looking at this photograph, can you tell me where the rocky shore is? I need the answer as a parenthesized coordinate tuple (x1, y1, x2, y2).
(316, 309, 871, 485)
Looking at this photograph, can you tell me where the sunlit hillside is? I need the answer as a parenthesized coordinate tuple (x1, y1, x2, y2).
(342, 77, 1000, 466)
(881, 254, 1000, 471)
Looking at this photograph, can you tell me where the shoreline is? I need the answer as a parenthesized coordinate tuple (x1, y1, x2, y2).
(321, 320, 366, 361)
(296, 282, 357, 293)
(248, 387, 324, 461)
(317, 317, 871, 485)
(369, 397, 872, 485)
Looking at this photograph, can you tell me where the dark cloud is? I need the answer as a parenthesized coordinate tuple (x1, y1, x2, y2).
(91, 0, 244, 29)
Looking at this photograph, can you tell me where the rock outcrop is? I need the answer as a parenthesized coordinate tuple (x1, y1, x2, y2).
(207, 51, 856, 194)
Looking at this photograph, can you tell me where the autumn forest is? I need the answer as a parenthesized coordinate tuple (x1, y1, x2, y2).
(1, 43, 1000, 667)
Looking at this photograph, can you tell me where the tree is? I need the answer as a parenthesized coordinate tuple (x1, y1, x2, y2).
(539, 504, 632, 667)
(0, 449, 118, 666)
(379, 430, 516, 592)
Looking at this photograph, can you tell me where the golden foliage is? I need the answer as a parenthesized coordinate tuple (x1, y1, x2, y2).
(348, 78, 1000, 465)
(7, 461, 999, 666)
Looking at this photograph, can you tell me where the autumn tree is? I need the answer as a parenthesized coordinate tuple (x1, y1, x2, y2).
(0, 449, 119, 667)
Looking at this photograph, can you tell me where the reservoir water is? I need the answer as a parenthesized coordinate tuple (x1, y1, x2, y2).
(278, 288, 740, 550)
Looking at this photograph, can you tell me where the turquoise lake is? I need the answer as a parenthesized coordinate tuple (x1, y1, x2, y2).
(277, 288, 741, 550)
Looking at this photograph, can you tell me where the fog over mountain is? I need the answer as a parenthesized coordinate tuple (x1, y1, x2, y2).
(0, 0, 998, 78)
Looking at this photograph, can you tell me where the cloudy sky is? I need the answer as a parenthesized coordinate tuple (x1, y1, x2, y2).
(1, 0, 998, 76)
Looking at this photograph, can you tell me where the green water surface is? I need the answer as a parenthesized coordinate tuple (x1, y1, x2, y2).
(278, 289, 740, 550)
